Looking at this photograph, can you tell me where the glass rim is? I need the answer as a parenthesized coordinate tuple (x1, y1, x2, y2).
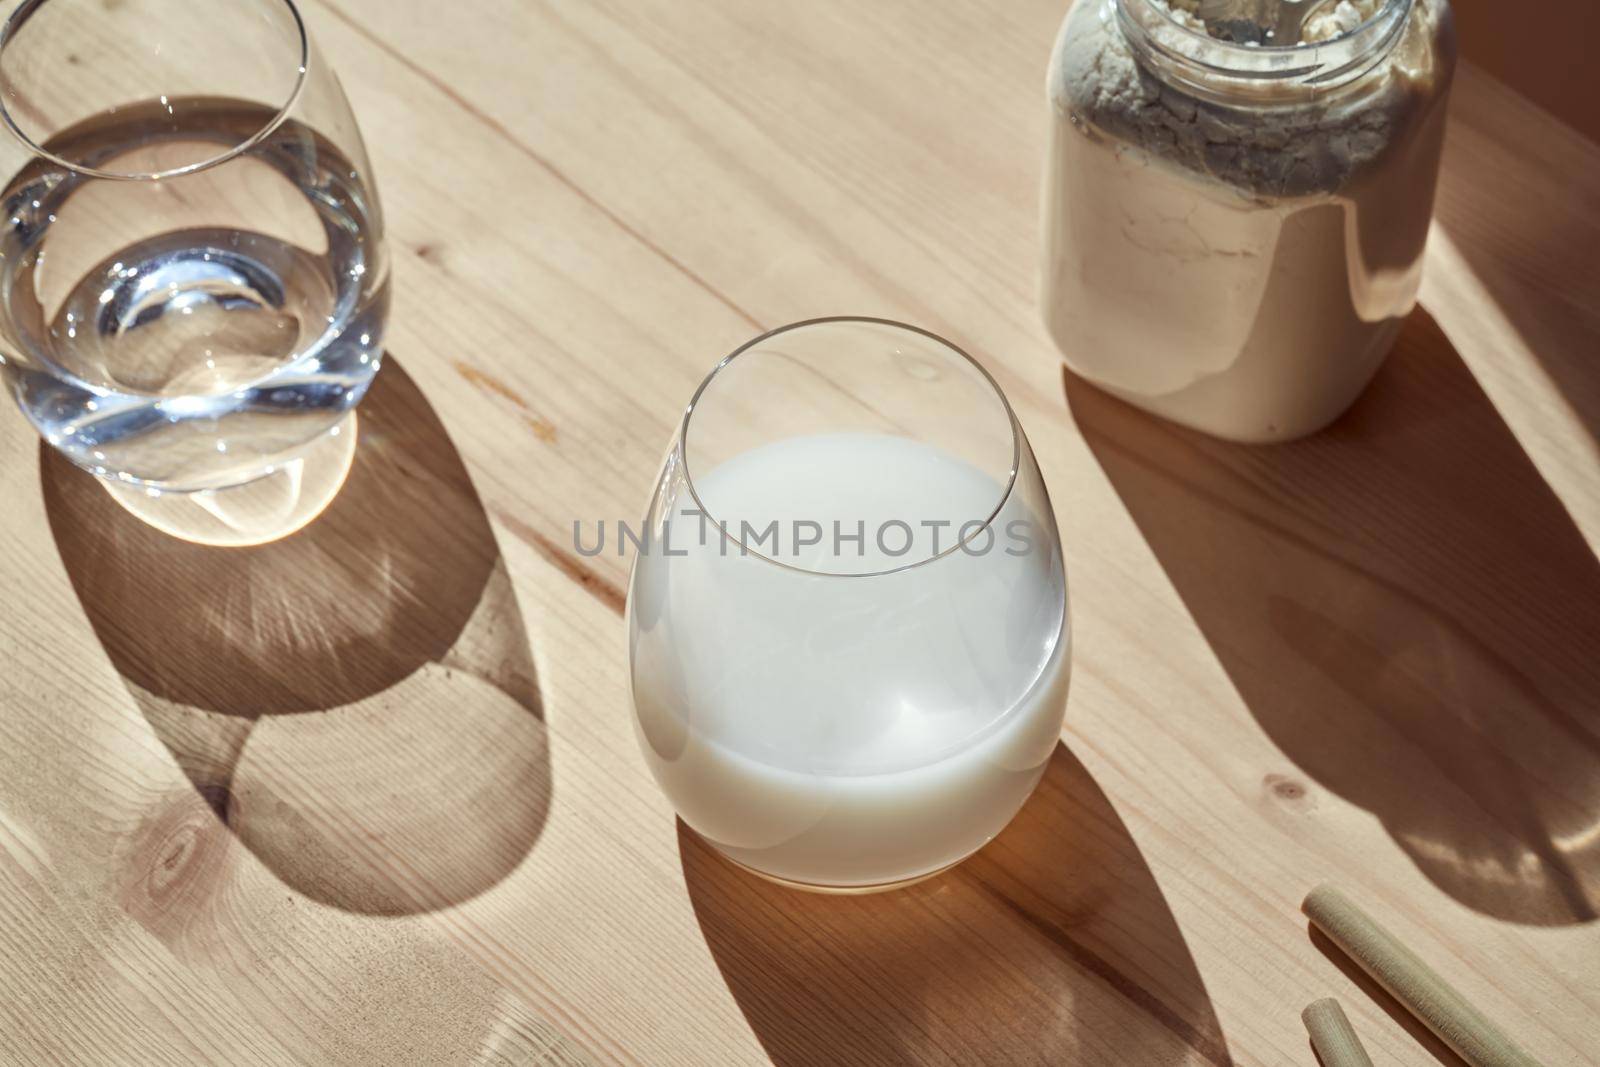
(677, 316, 1024, 580)
(0, 0, 310, 181)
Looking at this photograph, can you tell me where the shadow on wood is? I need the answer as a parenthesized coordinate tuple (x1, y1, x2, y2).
(43, 356, 550, 916)
(682, 743, 1231, 1066)
(1448, 0, 1600, 145)
(1434, 72, 1600, 448)
(1065, 307, 1600, 926)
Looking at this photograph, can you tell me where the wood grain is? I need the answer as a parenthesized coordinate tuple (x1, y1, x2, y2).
(0, 1, 1596, 1064)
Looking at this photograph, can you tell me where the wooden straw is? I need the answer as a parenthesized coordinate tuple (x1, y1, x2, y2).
(1302, 998, 1373, 1067)
(1303, 884, 1546, 1067)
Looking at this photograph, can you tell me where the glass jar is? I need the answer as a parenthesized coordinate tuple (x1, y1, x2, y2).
(1042, 0, 1456, 442)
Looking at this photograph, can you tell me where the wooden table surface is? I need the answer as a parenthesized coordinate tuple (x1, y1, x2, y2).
(2, 1, 1597, 1064)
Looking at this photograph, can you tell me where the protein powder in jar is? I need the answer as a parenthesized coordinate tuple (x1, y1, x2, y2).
(1041, 0, 1456, 442)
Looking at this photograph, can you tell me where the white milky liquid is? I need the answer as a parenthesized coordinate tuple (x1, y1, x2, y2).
(629, 433, 1069, 888)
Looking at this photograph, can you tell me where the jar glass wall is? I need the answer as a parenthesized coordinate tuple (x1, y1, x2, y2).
(1042, 0, 1456, 442)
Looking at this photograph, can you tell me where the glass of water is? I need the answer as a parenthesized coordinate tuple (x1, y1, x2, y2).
(0, 0, 386, 530)
(628, 318, 1071, 892)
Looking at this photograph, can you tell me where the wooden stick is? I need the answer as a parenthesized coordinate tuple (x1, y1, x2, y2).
(1303, 884, 1546, 1067)
(1302, 998, 1373, 1067)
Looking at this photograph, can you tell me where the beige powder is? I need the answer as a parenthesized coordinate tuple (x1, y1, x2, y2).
(1041, 0, 1455, 441)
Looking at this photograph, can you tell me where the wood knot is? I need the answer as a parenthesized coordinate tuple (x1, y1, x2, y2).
(119, 789, 234, 948)
(1263, 773, 1315, 811)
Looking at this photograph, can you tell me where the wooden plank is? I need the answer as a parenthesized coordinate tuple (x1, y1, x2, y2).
(0, 0, 1595, 1063)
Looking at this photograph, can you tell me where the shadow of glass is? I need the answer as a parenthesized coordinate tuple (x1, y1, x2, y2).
(42, 355, 550, 916)
(681, 743, 1231, 1066)
(1065, 307, 1600, 926)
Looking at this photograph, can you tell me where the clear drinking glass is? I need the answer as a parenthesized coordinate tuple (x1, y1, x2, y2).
(628, 318, 1071, 892)
(0, 0, 387, 528)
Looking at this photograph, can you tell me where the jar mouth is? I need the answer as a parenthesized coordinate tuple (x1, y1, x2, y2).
(1116, 0, 1412, 97)
(0, 0, 310, 181)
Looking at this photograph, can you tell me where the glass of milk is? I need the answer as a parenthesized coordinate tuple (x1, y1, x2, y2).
(627, 318, 1069, 892)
